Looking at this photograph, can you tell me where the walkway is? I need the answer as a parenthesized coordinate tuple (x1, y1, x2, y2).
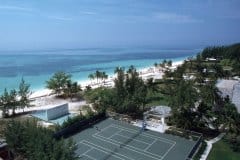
(200, 133, 225, 160)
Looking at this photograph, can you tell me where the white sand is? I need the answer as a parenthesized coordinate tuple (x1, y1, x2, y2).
(30, 60, 184, 99)
(30, 89, 52, 99)
(0, 60, 185, 117)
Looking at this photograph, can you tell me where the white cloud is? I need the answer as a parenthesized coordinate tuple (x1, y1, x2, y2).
(47, 15, 73, 21)
(0, 5, 33, 12)
(0, 5, 73, 21)
(81, 11, 97, 15)
(154, 12, 203, 23)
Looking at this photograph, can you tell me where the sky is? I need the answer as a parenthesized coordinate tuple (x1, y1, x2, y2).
(0, 0, 240, 50)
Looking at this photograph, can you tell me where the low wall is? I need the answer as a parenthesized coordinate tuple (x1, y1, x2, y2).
(46, 103, 68, 120)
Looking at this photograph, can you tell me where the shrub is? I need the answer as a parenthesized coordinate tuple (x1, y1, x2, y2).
(5, 120, 77, 160)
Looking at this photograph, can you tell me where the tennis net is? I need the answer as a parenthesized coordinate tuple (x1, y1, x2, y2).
(102, 127, 144, 160)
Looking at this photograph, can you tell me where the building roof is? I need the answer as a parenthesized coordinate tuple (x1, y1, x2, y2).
(216, 79, 239, 90)
(0, 139, 7, 149)
(216, 79, 240, 113)
(232, 83, 240, 113)
(148, 106, 172, 118)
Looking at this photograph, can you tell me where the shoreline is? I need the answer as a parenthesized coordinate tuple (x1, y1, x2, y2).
(1, 59, 185, 118)
(29, 59, 184, 99)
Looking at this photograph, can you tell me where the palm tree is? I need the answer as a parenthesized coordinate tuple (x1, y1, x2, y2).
(114, 67, 126, 103)
(102, 72, 108, 83)
(159, 62, 165, 71)
(167, 60, 172, 67)
(95, 70, 101, 84)
(65, 81, 81, 101)
(99, 71, 104, 83)
(0, 89, 10, 117)
(18, 78, 31, 112)
(154, 63, 158, 72)
(88, 73, 95, 84)
(114, 66, 124, 74)
(0, 89, 18, 117)
(9, 89, 18, 115)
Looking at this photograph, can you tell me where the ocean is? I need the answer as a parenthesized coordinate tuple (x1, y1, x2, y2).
(0, 47, 199, 93)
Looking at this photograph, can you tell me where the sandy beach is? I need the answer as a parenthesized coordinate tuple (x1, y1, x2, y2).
(0, 59, 184, 119)
(29, 60, 184, 99)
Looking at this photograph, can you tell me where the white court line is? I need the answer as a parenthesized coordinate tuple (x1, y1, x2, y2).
(95, 125, 151, 146)
(79, 141, 125, 160)
(111, 124, 177, 160)
(93, 125, 113, 137)
(80, 140, 134, 160)
(112, 124, 175, 144)
(92, 123, 176, 159)
(112, 124, 176, 144)
(83, 140, 133, 160)
(82, 154, 97, 160)
(160, 141, 176, 160)
(95, 125, 113, 135)
(114, 133, 151, 145)
(109, 129, 124, 139)
(93, 134, 161, 160)
(144, 139, 158, 151)
(81, 147, 94, 157)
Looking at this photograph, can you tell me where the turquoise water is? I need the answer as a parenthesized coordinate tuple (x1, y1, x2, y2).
(0, 47, 199, 93)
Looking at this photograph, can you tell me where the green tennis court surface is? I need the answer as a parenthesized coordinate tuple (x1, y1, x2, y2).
(71, 118, 197, 160)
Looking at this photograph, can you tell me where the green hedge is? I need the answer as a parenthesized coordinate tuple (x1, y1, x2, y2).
(54, 111, 106, 138)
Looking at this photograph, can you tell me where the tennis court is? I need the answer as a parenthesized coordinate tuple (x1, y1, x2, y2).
(71, 118, 197, 160)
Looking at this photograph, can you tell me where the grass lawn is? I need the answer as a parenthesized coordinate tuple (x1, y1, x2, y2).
(146, 92, 169, 107)
(207, 139, 240, 160)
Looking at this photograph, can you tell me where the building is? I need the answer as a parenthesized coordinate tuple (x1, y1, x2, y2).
(216, 79, 240, 113)
(232, 83, 240, 113)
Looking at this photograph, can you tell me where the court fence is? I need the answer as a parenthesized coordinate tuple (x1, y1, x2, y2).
(187, 135, 203, 160)
(166, 127, 203, 160)
(53, 112, 106, 139)
(54, 111, 136, 139)
(106, 111, 137, 124)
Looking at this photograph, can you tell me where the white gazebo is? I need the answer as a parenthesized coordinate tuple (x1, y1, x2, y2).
(145, 105, 172, 126)
(133, 105, 172, 133)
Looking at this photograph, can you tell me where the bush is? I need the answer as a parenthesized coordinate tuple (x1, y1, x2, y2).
(5, 120, 77, 160)
(224, 133, 240, 152)
(54, 111, 106, 138)
(61, 114, 86, 129)
(165, 129, 190, 139)
(58, 110, 106, 130)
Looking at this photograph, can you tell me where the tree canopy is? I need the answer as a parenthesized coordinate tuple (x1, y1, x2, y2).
(46, 71, 72, 95)
(0, 79, 31, 117)
(5, 120, 77, 160)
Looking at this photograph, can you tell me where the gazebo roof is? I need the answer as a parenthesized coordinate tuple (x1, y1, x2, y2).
(147, 106, 172, 118)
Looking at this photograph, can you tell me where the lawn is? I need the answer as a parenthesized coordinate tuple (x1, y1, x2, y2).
(146, 92, 169, 108)
(207, 139, 240, 160)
